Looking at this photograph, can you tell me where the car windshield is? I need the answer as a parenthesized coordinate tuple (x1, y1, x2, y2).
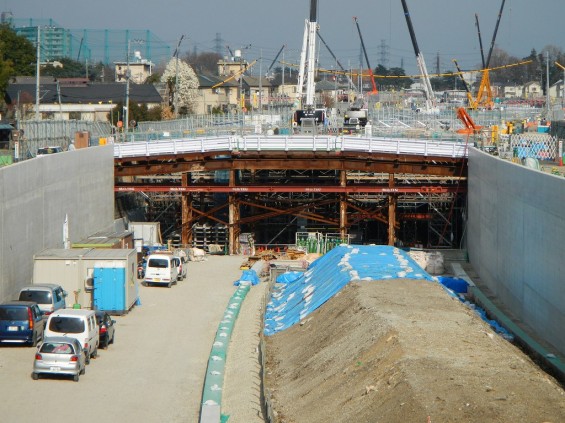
(0, 307, 28, 320)
(148, 258, 168, 268)
(19, 290, 51, 305)
(48, 317, 85, 334)
(40, 342, 75, 354)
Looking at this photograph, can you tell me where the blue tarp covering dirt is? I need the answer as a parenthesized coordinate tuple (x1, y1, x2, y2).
(264, 245, 434, 336)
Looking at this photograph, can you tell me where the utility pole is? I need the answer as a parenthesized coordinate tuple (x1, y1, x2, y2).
(124, 39, 143, 135)
(174, 34, 185, 119)
(124, 40, 131, 135)
(546, 51, 550, 117)
(35, 26, 41, 120)
(259, 49, 263, 112)
(57, 81, 63, 119)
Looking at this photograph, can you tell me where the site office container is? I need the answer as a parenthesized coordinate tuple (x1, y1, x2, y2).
(71, 230, 134, 249)
(128, 222, 163, 249)
(33, 248, 138, 313)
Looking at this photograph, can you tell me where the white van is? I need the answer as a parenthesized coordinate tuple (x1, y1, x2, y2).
(45, 309, 99, 363)
(144, 253, 180, 288)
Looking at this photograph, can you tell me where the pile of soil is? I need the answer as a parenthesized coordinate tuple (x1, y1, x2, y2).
(264, 279, 565, 423)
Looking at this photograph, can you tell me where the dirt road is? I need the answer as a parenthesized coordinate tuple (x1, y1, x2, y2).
(0, 255, 245, 422)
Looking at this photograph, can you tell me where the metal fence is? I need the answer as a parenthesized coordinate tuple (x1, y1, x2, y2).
(11, 105, 548, 160)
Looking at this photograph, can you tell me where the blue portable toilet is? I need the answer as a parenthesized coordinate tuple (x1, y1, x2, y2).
(93, 265, 126, 312)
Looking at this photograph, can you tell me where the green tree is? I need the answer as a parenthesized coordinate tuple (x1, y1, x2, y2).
(41, 58, 105, 81)
(0, 24, 36, 76)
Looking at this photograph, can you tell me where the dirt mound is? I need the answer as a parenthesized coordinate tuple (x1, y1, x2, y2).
(264, 280, 565, 423)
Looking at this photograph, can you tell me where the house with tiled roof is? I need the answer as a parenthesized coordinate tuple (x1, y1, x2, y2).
(193, 73, 238, 115)
(4, 77, 162, 121)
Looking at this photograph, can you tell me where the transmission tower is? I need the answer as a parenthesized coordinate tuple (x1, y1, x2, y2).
(378, 39, 389, 68)
(214, 33, 224, 56)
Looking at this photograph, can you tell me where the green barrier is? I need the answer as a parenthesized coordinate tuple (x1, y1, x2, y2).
(200, 284, 251, 423)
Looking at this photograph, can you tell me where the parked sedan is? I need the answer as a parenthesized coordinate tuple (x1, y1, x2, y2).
(95, 311, 116, 349)
(32, 336, 86, 382)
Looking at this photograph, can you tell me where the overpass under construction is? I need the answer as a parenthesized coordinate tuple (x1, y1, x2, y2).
(114, 135, 468, 253)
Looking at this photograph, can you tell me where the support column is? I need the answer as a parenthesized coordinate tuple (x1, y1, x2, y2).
(228, 170, 239, 255)
(181, 172, 193, 247)
(339, 170, 347, 239)
(388, 173, 397, 246)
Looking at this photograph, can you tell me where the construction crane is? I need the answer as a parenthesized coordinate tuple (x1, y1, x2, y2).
(474, 0, 506, 109)
(294, 0, 326, 132)
(400, 0, 436, 113)
(317, 31, 357, 94)
(452, 59, 475, 107)
(475, 14, 486, 69)
(266, 44, 285, 78)
(353, 17, 378, 95)
(225, 45, 234, 59)
(453, 59, 533, 109)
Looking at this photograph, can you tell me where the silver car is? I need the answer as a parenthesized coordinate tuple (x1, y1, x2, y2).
(32, 336, 86, 382)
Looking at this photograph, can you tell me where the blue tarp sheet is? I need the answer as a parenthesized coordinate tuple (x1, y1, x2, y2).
(264, 245, 433, 336)
(437, 276, 469, 294)
(276, 271, 303, 284)
(233, 269, 260, 286)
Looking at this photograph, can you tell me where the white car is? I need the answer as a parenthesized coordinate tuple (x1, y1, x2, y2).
(44, 309, 99, 364)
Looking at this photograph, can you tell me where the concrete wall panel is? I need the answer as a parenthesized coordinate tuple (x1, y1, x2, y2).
(468, 147, 565, 356)
(0, 146, 114, 302)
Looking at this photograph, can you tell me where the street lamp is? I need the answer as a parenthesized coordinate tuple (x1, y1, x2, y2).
(35, 26, 41, 120)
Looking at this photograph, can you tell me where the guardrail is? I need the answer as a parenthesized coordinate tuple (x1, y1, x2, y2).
(114, 135, 469, 160)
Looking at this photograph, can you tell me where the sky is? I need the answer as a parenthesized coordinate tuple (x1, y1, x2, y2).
(3, 0, 564, 76)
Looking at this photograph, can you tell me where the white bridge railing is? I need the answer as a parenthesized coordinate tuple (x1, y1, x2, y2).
(113, 135, 469, 159)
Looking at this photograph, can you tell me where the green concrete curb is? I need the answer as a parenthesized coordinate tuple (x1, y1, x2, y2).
(199, 284, 251, 423)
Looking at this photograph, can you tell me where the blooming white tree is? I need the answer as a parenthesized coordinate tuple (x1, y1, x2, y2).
(161, 58, 199, 115)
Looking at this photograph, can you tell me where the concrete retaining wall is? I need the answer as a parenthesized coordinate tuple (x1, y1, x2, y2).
(0, 146, 114, 302)
(467, 147, 565, 356)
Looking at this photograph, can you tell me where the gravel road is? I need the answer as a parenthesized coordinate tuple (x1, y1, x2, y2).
(0, 254, 257, 423)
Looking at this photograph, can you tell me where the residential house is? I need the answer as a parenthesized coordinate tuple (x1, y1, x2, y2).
(549, 79, 564, 101)
(114, 55, 154, 84)
(504, 85, 524, 98)
(523, 81, 543, 99)
(193, 73, 238, 115)
(5, 77, 162, 122)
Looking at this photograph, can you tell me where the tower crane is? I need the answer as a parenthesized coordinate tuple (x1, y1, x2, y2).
(353, 17, 378, 95)
(400, 0, 436, 113)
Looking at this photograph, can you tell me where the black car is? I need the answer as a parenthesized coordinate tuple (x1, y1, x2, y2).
(95, 311, 116, 349)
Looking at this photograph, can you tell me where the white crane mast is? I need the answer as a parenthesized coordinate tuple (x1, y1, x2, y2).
(296, 0, 318, 110)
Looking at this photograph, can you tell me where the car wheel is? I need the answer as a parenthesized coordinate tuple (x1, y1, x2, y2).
(91, 346, 98, 359)
(31, 372, 39, 380)
(80, 365, 86, 375)
(30, 333, 37, 347)
(110, 332, 115, 345)
(167, 282, 172, 288)
(73, 374, 79, 382)
(85, 351, 91, 365)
